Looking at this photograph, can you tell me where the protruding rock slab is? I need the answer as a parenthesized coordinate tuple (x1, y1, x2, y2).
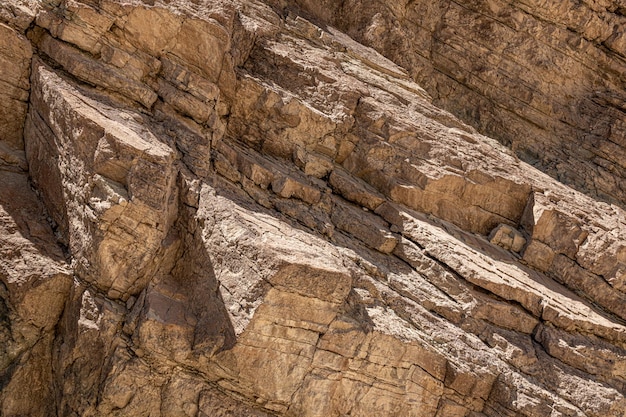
(1, 1, 626, 416)
(25, 61, 178, 300)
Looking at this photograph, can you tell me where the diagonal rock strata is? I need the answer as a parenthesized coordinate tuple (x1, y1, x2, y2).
(0, 0, 625, 416)
(283, 0, 626, 207)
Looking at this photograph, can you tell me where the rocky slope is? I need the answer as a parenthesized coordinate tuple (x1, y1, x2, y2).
(1, 0, 625, 416)
(280, 0, 626, 207)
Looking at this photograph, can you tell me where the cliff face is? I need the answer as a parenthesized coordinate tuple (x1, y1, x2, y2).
(0, 1, 625, 416)
(281, 0, 626, 207)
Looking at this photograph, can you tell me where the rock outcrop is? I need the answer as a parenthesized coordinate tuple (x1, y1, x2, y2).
(1, 1, 625, 416)
(276, 0, 626, 207)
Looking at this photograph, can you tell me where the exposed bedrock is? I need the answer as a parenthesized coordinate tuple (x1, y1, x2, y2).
(273, 0, 626, 208)
(0, 0, 624, 416)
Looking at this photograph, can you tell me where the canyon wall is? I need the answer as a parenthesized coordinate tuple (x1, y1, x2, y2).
(276, 0, 626, 207)
(0, 1, 625, 416)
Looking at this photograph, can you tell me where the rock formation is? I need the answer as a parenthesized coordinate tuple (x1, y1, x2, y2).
(0, 0, 625, 416)
(281, 0, 626, 206)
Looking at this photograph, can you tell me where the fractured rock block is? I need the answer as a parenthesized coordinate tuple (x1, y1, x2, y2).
(268, 264, 352, 304)
(36, 0, 115, 54)
(215, 141, 275, 188)
(156, 78, 215, 124)
(37, 33, 157, 108)
(329, 168, 386, 210)
(489, 223, 526, 253)
(521, 192, 588, 258)
(25, 61, 177, 299)
(522, 239, 555, 272)
(169, 17, 231, 82)
(271, 175, 322, 205)
(331, 198, 398, 253)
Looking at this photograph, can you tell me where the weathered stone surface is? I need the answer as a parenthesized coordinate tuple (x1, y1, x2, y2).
(329, 168, 386, 211)
(25, 61, 179, 300)
(0, 168, 71, 416)
(0, 23, 32, 150)
(0, 0, 625, 416)
(332, 197, 398, 254)
(37, 33, 158, 108)
(0, 1, 38, 32)
(286, 0, 626, 208)
(489, 223, 527, 253)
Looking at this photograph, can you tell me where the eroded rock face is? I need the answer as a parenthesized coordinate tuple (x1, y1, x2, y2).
(278, 0, 626, 208)
(0, 165, 71, 417)
(1, 0, 625, 416)
(0, 20, 32, 162)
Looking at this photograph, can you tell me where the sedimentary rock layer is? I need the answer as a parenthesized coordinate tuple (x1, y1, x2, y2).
(277, 0, 626, 207)
(0, 1, 625, 416)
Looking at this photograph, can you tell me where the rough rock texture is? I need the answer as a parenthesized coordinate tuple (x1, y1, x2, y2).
(1, 0, 625, 416)
(277, 0, 626, 207)
(0, 19, 32, 157)
(0, 143, 71, 417)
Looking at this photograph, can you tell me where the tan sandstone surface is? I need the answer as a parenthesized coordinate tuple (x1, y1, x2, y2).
(0, 0, 625, 416)
(279, 0, 626, 208)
